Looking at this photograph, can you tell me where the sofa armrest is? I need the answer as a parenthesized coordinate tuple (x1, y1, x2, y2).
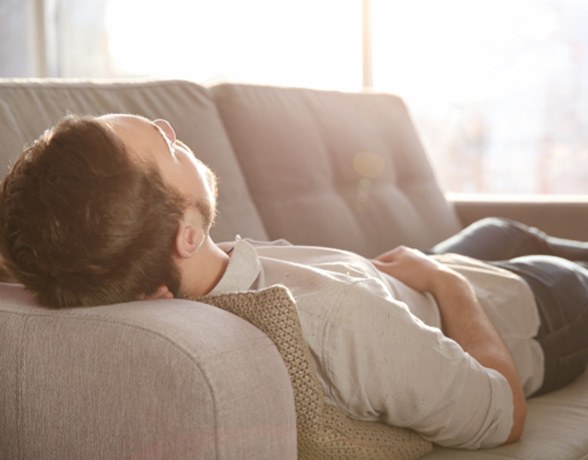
(0, 284, 297, 460)
(449, 193, 588, 240)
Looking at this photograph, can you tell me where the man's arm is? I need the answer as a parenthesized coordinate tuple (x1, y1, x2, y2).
(372, 246, 526, 445)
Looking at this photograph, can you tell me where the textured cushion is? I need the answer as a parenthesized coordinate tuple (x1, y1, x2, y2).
(198, 285, 433, 460)
(211, 84, 462, 257)
(0, 79, 267, 242)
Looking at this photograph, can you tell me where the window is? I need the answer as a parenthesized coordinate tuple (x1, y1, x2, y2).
(105, 0, 362, 90)
(3, 0, 587, 195)
(0, 0, 37, 77)
(370, 0, 588, 194)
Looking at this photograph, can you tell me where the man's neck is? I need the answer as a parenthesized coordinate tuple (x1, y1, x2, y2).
(178, 237, 230, 298)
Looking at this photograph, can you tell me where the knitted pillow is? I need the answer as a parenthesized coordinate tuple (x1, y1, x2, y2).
(196, 285, 433, 460)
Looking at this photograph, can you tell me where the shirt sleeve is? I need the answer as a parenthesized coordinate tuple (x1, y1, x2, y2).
(318, 284, 514, 449)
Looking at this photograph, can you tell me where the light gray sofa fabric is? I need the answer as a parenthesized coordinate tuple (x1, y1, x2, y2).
(1, 79, 587, 459)
(212, 83, 462, 257)
(0, 282, 297, 460)
(0, 79, 267, 243)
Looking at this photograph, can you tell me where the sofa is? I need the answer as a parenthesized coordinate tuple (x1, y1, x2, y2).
(0, 79, 587, 460)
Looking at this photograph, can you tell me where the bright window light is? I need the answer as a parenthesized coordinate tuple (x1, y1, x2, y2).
(371, 0, 588, 194)
(103, 0, 588, 194)
(106, 0, 363, 90)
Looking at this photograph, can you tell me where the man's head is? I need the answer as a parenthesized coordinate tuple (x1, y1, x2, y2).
(0, 114, 219, 308)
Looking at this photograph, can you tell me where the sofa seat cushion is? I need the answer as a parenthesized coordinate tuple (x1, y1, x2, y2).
(212, 84, 461, 257)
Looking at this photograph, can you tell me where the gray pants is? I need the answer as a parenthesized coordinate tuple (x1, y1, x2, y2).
(430, 217, 588, 396)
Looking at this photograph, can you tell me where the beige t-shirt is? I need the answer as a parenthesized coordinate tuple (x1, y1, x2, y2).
(210, 238, 543, 449)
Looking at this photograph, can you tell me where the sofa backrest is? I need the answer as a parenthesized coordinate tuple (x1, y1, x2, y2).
(0, 79, 268, 243)
(0, 79, 461, 255)
(212, 84, 461, 257)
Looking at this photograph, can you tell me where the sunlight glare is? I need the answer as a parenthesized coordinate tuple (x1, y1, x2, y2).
(370, 0, 562, 106)
(106, 0, 362, 89)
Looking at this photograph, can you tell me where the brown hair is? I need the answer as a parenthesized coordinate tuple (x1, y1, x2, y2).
(0, 253, 15, 282)
(0, 115, 185, 308)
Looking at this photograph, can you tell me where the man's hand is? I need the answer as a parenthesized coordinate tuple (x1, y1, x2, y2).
(372, 245, 527, 445)
(372, 245, 455, 293)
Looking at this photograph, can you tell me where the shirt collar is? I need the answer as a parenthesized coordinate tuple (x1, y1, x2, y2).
(208, 237, 262, 295)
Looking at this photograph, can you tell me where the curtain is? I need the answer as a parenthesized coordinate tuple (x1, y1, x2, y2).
(0, 0, 110, 78)
(0, 0, 37, 77)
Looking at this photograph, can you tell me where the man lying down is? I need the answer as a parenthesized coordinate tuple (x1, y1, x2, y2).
(2, 114, 588, 449)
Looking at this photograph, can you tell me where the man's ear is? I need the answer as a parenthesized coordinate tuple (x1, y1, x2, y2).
(140, 285, 174, 300)
(175, 218, 206, 258)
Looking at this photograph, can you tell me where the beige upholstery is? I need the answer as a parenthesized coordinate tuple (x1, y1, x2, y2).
(0, 283, 296, 460)
(1, 79, 587, 459)
(212, 84, 461, 257)
(0, 79, 267, 243)
(453, 194, 588, 242)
